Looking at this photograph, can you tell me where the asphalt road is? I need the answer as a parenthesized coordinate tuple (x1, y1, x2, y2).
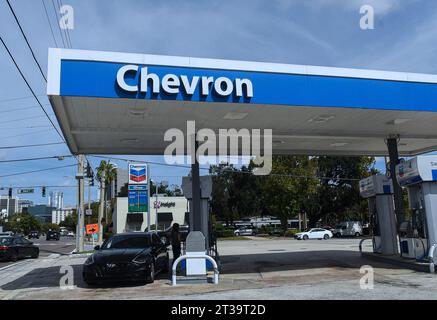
(0, 236, 76, 269)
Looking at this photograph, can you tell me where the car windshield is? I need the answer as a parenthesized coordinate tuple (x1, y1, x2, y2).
(101, 235, 151, 250)
(0, 237, 13, 245)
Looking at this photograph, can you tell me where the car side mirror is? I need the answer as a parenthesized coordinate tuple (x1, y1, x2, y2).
(94, 245, 100, 251)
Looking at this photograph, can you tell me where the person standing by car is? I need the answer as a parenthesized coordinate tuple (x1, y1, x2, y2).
(171, 223, 181, 262)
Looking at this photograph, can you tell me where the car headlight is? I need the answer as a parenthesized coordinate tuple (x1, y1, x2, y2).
(132, 254, 148, 265)
(84, 255, 95, 266)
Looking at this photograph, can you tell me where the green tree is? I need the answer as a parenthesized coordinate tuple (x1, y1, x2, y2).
(96, 160, 117, 223)
(7, 213, 41, 235)
(258, 156, 318, 230)
(304, 156, 377, 227)
(210, 164, 257, 225)
(42, 223, 60, 234)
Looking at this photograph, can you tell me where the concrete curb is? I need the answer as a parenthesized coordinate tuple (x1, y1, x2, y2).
(362, 252, 430, 273)
(69, 253, 92, 259)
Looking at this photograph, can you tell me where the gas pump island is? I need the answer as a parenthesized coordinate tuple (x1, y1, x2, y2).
(396, 156, 437, 262)
(360, 175, 398, 256)
(361, 156, 437, 271)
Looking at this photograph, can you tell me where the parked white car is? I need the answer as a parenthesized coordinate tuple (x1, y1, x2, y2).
(234, 228, 257, 236)
(295, 228, 333, 240)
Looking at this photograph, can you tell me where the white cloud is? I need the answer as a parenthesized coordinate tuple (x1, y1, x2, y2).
(275, 0, 417, 16)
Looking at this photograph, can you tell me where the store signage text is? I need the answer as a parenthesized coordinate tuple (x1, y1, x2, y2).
(116, 65, 254, 98)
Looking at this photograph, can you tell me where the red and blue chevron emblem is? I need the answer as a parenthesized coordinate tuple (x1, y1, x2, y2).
(129, 166, 147, 183)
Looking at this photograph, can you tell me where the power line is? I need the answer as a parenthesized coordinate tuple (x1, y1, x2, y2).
(0, 129, 52, 141)
(0, 106, 37, 114)
(0, 115, 46, 125)
(0, 142, 65, 150)
(5, 0, 48, 82)
(0, 35, 66, 143)
(1, 185, 89, 189)
(89, 155, 208, 171)
(0, 155, 73, 164)
(57, 0, 72, 48)
(41, 0, 59, 47)
(0, 164, 76, 179)
(0, 95, 46, 104)
(51, 0, 67, 48)
(0, 125, 51, 130)
(89, 156, 364, 181)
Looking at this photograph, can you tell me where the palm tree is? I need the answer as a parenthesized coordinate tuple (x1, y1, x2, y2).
(96, 160, 117, 223)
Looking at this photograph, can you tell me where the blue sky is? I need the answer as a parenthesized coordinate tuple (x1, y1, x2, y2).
(0, 0, 436, 206)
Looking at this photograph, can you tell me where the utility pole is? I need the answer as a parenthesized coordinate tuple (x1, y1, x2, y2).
(155, 183, 158, 231)
(88, 179, 91, 226)
(76, 155, 85, 253)
(98, 170, 105, 245)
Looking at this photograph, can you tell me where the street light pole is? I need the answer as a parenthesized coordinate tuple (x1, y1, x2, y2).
(87, 177, 92, 226)
(76, 155, 85, 253)
(98, 171, 106, 245)
(155, 183, 158, 232)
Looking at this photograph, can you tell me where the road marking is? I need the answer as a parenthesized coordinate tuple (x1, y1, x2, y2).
(0, 260, 31, 272)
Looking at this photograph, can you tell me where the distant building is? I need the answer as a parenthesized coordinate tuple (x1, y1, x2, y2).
(0, 196, 19, 217)
(52, 208, 74, 224)
(18, 200, 34, 213)
(114, 196, 189, 233)
(107, 168, 128, 200)
(28, 205, 57, 224)
(48, 192, 64, 209)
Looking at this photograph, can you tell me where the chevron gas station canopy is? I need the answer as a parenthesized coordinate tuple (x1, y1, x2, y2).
(47, 48, 437, 156)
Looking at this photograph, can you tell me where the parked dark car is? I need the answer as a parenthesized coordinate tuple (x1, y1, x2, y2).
(28, 231, 40, 239)
(46, 230, 60, 241)
(82, 232, 169, 285)
(269, 228, 285, 236)
(0, 236, 39, 262)
(158, 225, 190, 246)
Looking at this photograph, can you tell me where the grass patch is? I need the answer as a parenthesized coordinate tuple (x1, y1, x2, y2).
(218, 236, 251, 241)
(74, 250, 94, 254)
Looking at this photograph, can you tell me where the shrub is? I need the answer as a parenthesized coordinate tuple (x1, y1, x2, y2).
(214, 225, 235, 238)
(285, 229, 300, 238)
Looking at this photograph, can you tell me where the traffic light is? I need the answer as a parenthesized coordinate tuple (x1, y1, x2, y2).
(8, 188, 12, 198)
(42, 187, 46, 197)
(86, 162, 93, 178)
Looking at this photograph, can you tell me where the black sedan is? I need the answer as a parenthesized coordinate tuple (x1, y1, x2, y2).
(46, 230, 60, 241)
(28, 231, 40, 239)
(0, 236, 40, 262)
(82, 232, 169, 285)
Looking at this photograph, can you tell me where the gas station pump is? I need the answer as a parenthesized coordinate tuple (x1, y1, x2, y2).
(360, 174, 398, 255)
(396, 156, 437, 261)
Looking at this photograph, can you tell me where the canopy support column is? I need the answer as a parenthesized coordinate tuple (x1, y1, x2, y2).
(191, 139, 202, 232)
(387, 136, 405, 230)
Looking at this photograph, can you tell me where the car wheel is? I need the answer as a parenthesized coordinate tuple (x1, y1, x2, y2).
(10, 251, 18, 262)
(303, 235, 309, 241)
(83, 277, 97, 286)
(146, 262, 155, 284)
(324, 234, 330, 240)
(235, 233, 240, 237)
(252, 232, 256, 236)
(31, 249, 39, 259)
(355, 232, 361, 237)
